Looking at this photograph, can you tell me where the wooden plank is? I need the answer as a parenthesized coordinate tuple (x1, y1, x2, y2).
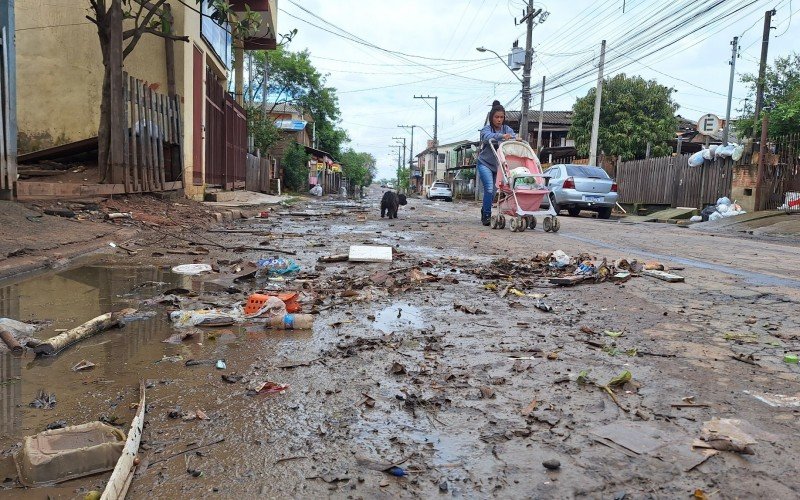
(135, 81, 147, 191)
(642, 269, 685, 283)
(348, 245, 393, 263)
(156, 93, 166, 190)
(129, 75, 139, 191)
(143, 86, 155, 191)
(122, 73, 131, 193)
(173, 97, 184, 182)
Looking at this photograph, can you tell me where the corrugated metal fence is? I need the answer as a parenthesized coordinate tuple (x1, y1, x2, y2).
(617, 155, 733, 208)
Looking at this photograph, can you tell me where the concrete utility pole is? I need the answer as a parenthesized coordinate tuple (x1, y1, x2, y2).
(0, 0, 17, 199)
(518, 0, 536, 143)
(413, 96, 438, 145)
(753, 9, 775, 126)
(537, 76, 546, 152)
(589, 40, 606, 167)
(723, 36, 739, 146)
(392, 137, 407, 172)
(398, 125, 416, 170)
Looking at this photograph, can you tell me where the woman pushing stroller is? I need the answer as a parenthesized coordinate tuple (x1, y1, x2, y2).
(477, 101, 516, 226)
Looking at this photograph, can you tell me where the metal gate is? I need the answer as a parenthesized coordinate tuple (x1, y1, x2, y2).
(204, 69, 247, 189)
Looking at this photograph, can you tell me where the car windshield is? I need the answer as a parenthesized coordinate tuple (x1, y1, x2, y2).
(433, 183, 449, 188)
(566, 166, 609, 179)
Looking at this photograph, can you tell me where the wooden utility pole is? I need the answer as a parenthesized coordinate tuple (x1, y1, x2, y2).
(234, 39, 244, 105)
(536, 76, 545, 152)
(723, 36, 738, 146)
(753, 9, 775, 126)
(589, 40, 606, 167)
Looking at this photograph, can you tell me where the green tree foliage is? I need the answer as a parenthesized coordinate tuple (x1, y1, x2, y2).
(569, 74, 678, 161)
(282, 143, 310, 192)
(246, 107, 280, 153)
(339, 149, 377, 187)
(737, 53, 800, 138)
(246, 48, 349, 156)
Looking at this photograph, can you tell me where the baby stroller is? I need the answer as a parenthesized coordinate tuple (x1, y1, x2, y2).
(488, 140, 560, 232)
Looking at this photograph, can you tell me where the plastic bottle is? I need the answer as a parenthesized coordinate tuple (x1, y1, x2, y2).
(268, 314, 314, 330)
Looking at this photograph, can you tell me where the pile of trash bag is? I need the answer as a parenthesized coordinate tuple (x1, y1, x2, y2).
(688, 143, 744, 167)
(691, 197, 746, 222)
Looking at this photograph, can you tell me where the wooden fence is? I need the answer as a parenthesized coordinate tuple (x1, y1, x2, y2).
(122, 73, 183, 193)
(0, 27, 15, 192)
(245, 153, 271, 193)
(616, 154, 734, 208)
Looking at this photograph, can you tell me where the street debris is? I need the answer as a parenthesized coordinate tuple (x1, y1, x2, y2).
(171, 263, 213, 275)
(71, 359, 96, 372)
(247, 380, 290, 395)
(15, 421, 125, 486)
(642, 269, 685, 283)
(268, 314, 314, 330)
(101, 381, 146, 499)
(348, 245, 393, 263)
(29, 390, 57, 409)
(33, 308, 138, 356)
(0, 325, 24, 353)
(695, 418, 757, 454)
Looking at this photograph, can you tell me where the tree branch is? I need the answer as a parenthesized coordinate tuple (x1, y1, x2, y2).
(124, 28, 189, 57)
(122, 0, 169, 58)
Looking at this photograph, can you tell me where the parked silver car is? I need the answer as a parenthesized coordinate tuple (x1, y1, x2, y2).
(542, 164, 618, 219)
(427, 181, 453, 202)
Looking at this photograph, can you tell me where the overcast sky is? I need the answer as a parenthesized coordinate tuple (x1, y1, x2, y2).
(278, 0, 800, 181)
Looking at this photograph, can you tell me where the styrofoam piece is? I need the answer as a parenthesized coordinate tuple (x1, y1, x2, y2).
(348, 245, 393, 263)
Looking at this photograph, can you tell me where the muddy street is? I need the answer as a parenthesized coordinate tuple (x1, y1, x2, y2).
(1, 189, 799, 499)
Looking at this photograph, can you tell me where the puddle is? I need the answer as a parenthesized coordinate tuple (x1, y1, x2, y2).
(373, 303, 424, 333)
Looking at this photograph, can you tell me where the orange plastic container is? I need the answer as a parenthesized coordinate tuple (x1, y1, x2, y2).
(244, 292, 300, 315)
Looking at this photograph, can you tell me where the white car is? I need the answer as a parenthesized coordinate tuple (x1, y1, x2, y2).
(427, 181, 453, 202)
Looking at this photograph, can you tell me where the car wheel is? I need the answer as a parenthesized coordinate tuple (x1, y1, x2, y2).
(567, 207, 581, 217)
(549, 194, 560, 214)
(597, 207, 612, 219)
(446, 197, 453, 202)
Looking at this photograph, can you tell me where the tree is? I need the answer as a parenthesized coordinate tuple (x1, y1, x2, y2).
(569, 74, 678, 161)
(339, 149, 376, 187)
(245, 48, 349, 157)
(87, 1, 258, 181)
(737, 52, 800, 138)
(282, 143, 310, 192)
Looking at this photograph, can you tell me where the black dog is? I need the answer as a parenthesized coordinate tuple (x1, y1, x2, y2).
(380, 191, 407, 219)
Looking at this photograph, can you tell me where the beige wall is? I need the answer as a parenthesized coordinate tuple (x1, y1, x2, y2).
(15, 0, 229, 200)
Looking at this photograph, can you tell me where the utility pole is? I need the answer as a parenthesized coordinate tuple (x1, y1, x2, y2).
(392, 137, 407, 173)
(753, 9, 775, 126)
(518, 0, 537, 143)
(589, 40, 606, 167)
(723, 36, 739, 146)
(398, 125, 417, 192)
(413, 96, 438, 145)
(0, 0, 17, 199)
(262, 52, 269, 117)
(536, 75, 546, 152)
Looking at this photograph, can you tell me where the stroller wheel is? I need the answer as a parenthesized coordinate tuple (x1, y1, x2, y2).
(509, 217, 519, 232)
(552, 217, 561, 233)
(528, 217, 537, 230)
(490, 215, 499, 229)
(516, 216, 526, 232)
(543, 216, 553, 232)
(498, 215, 506, 229)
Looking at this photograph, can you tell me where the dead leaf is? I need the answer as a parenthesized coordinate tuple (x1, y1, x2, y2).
(479, 386, 495, 399)
(607, 370, 632, 388)
(521, 399, 538, 416)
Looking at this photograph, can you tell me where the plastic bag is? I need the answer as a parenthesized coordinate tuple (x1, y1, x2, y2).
(256, 257, 301, 276)
(689, 215, 703, 222)
(310, 185, 323, 196)
(715, 144, 736, 158)
(688, 150, 705, 167)
(716, 197, 731, 206)
(0, 318, 37, 336)
(732, 144, 744, 161)
(550, 250, 571, 268)
(703, 145, 717, 160)
(169, 307, 244, 328)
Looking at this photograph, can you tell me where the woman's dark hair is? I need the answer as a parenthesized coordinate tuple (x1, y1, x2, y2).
(484, 100, 505, 127)
(488, 103, 506, 131)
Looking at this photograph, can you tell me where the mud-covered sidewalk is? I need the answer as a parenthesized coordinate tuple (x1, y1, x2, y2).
(1, 188, 799, 499)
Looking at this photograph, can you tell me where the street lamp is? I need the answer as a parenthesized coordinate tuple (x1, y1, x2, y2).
(476, 47, 522, 83)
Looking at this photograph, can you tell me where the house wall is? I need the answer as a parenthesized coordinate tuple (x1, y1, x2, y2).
(15, 0, 230, 200)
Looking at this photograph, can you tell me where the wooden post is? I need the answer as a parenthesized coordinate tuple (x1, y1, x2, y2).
(130, 76, 140, 191)
(122, 73, 131, 192)
(157, 93, 166, 189)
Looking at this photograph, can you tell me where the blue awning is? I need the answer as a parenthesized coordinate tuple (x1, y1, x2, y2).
(275, 119, 307, 131)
